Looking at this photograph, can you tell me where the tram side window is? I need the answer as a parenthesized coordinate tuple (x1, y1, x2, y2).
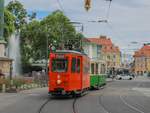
(77, 59, 80, 72)
(71, 58, 80, 73)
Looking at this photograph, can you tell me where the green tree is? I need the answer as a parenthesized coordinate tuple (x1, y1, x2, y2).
(28, 12, 36, 21)
(4, 8, 15, 41)
(20, 20, 41, 64)
(41, 10, 77, 48)
(20, 10, 84, 64)
(6, 0, 27, 30)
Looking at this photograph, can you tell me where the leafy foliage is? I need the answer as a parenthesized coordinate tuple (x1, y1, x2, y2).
(20, 20, 42, 64)
(4, 9, 15, 41)
(28, 12, 37, 21)
(20, 10, 84, 64)
(6, 0, 27, 30)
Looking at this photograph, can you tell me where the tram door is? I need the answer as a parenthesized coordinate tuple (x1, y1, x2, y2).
(71, 56, 81, 89)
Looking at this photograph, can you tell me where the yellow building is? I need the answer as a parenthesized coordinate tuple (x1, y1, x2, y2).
(133, 44, 150, 75)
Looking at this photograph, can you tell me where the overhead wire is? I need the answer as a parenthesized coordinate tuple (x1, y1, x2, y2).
(105, 0, 112, 19)
(104, 0, 131, 53)
(106, 22, 121, 39)
(56, 0, 67, 15)
(104, 0, 122, 41)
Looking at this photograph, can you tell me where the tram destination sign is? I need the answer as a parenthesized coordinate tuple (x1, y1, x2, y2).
(56, 54, 65, 59)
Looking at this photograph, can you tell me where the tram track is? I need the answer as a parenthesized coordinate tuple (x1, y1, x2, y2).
(99, 94, 111, 113)
(38, 97, 52, 113)
(119, 95, 145, 113)
(118, 82, 146, 113)
(38, 96, 79, 113)
(72, 97, 78, 113)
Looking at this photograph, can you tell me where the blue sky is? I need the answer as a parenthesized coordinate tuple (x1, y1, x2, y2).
(5, 0, 150, 54)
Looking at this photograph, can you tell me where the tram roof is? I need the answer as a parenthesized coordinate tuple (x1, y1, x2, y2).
(54, 50, 87, 56)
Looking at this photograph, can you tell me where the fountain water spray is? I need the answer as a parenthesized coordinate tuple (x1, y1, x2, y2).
(8, 32, 22, 76)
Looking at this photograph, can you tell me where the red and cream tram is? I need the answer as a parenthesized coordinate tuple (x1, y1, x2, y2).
(49, 50, 90, 96)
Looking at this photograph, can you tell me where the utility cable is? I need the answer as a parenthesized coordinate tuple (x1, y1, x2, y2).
(56, 0, 67, 15)
(106, 0, 112, 19)
(106, 21, 122, 40)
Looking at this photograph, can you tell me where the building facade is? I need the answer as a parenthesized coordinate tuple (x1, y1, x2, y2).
(82, 38, 106, 75)
(87, 36, 121, 74)
(133, 44, 150, 75)
(0, 57, 12, 76)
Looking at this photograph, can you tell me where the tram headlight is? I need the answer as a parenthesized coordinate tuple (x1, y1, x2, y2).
(57, 80, 61, 84)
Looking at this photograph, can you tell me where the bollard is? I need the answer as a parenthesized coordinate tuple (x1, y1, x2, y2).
(2, 84, 6, 93)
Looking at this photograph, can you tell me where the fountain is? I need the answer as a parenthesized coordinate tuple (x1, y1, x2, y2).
(8, 33, 22, 76)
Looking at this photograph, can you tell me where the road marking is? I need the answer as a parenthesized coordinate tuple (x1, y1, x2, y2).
(120, 95, 145, 113)
(132, 88, 150, 97)
(99, 96, 110, 113)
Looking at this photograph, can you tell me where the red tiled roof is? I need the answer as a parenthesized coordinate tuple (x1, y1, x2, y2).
(134, 45, 150, 57)
(102, 45, 120, 53)
(87, 36, 120, 53)
(87, 36, 112, 46)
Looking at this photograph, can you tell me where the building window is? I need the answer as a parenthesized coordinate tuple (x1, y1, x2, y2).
(107, 55, 110, 60)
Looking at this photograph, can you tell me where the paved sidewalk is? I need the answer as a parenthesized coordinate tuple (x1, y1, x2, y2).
(0, 93, 25, 110)
(0, 87, 48, 111)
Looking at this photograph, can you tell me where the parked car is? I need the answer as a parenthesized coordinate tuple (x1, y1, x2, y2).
(116, 74, 133, 80)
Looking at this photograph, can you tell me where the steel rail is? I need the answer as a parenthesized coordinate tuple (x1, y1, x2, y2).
(99, 94, 111, 113)
(72, 97, 78, 113)
(38, 98, 52, 113)
(119, 95, 145, 113)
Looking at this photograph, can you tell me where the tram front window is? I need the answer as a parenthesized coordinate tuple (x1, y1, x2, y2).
(52, 59, 68, 72)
